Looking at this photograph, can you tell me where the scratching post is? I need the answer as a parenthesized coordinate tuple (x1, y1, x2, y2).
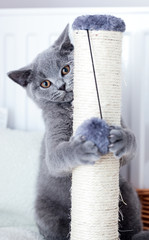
(71, 15, 125, 240)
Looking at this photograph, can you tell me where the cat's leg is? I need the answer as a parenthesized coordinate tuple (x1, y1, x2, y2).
(46, 135, 101, 177)
(119, 177, 142, 240)
(35, 195, 70, 240)
(132, 231, 149, 239)
(109, 125, 136, 166)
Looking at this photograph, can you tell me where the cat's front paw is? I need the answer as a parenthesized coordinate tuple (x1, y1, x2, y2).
(109, 126, 129, 158)
(70, 135, 101, 165)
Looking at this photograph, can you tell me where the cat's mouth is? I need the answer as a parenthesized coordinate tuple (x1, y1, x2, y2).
(62, 90, 73, 103)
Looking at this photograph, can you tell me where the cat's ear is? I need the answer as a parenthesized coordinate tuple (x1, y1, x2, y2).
(7, 66, 32, 87)
(53, 24, 74, 54)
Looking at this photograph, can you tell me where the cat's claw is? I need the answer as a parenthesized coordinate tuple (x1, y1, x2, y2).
(109, 126, 129, 158)
(70, 135, 100, 165)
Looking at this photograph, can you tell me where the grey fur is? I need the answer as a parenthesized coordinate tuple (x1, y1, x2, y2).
(132, 231, 149, 239)
(8, 24, 148, 240)
(72, 15, 126, 32)
(75, 117, 110, 155)
(109, 124, 137, 166)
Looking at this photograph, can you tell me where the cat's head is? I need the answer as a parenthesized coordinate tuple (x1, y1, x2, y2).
(7, 24, 74, 108)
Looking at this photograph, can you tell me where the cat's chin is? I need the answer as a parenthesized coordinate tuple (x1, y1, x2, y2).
(43, 91, 73, 104)
(62, 91, 73, 103)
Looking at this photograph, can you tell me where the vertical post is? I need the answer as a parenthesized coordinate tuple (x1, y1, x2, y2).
(71, 15, 125, 240)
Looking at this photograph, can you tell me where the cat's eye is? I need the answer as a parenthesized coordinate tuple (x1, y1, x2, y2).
(61, 65, 70, 76)
(40, 80, 51, 88)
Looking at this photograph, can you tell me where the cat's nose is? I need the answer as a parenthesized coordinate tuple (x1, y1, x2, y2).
(59, 83, 66, 91)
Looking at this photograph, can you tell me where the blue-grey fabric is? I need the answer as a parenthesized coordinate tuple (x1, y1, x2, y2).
(72, 15, 125, 32)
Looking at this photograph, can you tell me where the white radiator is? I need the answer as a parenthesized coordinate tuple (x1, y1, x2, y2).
(0, 8, 149, 188)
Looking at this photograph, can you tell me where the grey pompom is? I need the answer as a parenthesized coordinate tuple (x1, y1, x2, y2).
(75, 117, 110, 155)
(72, 15, 125, 32)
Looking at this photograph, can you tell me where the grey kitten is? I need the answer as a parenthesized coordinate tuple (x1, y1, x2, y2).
(8, 25, 148, 240)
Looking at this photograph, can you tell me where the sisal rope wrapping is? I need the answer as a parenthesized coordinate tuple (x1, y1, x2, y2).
(71, 30, 122, 240)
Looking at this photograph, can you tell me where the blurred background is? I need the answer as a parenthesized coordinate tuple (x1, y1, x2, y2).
(0, 0, 149, 8)
(0, 0, 149, 202)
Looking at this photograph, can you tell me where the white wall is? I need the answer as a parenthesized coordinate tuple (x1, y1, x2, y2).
(1, 0, 149, 8)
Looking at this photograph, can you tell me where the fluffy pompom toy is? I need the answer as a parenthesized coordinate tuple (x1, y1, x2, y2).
(75, 117, 110, 155)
